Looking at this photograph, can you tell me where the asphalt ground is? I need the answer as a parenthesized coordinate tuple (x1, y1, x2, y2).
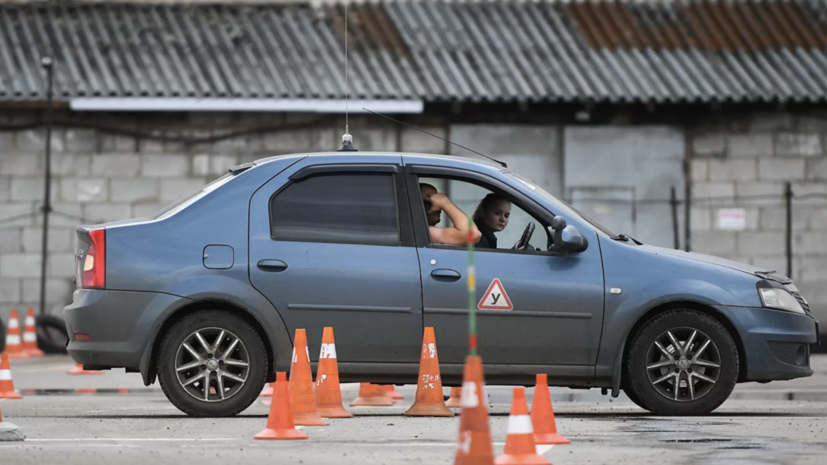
(2, 355, 827, 464)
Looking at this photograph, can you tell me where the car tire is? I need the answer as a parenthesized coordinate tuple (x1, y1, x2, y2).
(35, 314, 70, 354)
(157, 310, 268, 417)
(625, 309, 739, 416)
(622, 385, 651, 411)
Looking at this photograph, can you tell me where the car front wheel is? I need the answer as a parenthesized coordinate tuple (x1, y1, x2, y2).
(625, 309, 739, 415)
(157, 309, 268, 417)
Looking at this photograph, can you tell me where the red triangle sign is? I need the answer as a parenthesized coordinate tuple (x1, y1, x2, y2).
(478, 278, 513, 311)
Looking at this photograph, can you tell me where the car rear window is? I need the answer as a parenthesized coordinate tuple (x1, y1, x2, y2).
(269, 173, 400, 245)
(151, 173, 239, 220)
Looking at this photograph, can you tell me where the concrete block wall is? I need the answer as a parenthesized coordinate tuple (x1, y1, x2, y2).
(688, 112, 827, 319)
(0, 111, 429, 320)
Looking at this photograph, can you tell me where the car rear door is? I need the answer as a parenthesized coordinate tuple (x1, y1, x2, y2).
(403, 158, 605, 368)
(248, 155, 423, 364)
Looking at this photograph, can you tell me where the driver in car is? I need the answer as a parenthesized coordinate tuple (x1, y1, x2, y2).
(472, 193, 511, 249)
(420, 183, 481, 246)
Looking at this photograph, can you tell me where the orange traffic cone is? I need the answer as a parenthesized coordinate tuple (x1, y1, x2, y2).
(350, 383, 395, 406)
(22, 308, 43, 357)
(260, 382, 274, 397)
(315, 327, 352, 418)
(531, 374, 570, 445)
(385, 385, 403, 402)
(288, 329, 328, 426)
(495, 387, 551, 465)
(453, 355, 494, 465)
(254, 371, 308, 440)
(446, 386, 463, 408)
(4, 309, 29, 359)
(0, 353, 23, 399)
(67, 363, 104, 375)
(405, 327, 453, 417)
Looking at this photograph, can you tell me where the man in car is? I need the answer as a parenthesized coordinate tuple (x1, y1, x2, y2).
(420, 183, 482, 246)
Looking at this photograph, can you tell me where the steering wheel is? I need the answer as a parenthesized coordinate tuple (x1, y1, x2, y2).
(514, 222, 535, 250)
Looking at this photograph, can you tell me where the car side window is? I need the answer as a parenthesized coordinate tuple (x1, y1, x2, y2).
(269, 173, 400, 246)
(417, 176, 550, 253)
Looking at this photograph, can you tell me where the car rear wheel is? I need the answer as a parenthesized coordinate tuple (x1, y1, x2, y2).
(625, 309, 739, 416)
(157, 310, 268, 417)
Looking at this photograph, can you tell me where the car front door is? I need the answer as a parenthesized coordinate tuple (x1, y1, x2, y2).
(249, 155, 423, 364)
(404, 159, 605, 368)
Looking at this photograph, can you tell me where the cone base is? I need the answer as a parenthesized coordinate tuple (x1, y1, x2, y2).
(6, 352, 30, 360)
(0, 391, 23, 399)
(494, 453, 552, 465)
(292, 412, 329, 426)
(404, 402, 454, 417)
(26, 349, 45, 357)
(446, 398, 462, 408)
(68, 365, 104, 375)
(534, 432, 570, 445)
(317, 405, 353, 418)
(259, 388, 274, 397)
(253, 427, 308, 440)
(385, 386, 404, 401)
(350, 397, 394, 407)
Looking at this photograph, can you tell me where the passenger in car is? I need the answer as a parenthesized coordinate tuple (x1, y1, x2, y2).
(419, 183, 481, 246)
(472, 193, 511, 249)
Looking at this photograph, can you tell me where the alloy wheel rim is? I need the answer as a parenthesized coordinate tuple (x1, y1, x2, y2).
(175, 327, 250, 403)
(645, 327, 722, 402)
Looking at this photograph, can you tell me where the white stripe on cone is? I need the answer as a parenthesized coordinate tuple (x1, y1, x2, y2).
(0, 369, 12, 381)
(320, 343, 337, 359)
(25, 316, 35, 326)
(6, 335, 21, 345)
(507, 415, 535, 434)
(23, 332, 37, 342)
(9, 319, 19, 329)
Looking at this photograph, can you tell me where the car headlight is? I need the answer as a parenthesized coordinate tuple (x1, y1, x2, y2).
(758, 288, 805, 314)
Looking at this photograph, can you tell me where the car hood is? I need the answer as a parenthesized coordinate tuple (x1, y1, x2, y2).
(638, 244, 790, 284)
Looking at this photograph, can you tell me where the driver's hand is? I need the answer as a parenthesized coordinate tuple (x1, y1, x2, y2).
(428, 193, 451, 210)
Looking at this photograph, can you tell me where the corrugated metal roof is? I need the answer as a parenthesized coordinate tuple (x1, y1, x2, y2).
(1, 0, 827, 105)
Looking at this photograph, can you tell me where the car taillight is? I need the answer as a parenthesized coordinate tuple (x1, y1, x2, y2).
(82, 229, 106, 289)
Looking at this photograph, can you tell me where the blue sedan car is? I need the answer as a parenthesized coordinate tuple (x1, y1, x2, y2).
(64, 150, 818, 417)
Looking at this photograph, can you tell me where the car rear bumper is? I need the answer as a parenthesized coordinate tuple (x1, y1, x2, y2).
(715, 305, 818, 382)
(63, 289, 187, 370)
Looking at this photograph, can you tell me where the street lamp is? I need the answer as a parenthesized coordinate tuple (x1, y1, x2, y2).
(39, 55, 54, 318)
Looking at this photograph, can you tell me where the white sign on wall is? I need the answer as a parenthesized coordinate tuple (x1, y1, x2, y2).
(717, 208, 746, 230)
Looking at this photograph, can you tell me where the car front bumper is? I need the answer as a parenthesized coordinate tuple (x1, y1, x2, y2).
(63, 288, 189, 371)
(715, 305, 818, 382)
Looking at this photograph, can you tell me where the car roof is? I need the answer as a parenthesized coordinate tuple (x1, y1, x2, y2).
(250, 150, 504, 170)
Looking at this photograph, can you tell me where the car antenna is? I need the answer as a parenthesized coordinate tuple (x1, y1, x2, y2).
(337, 3, 357, 152)
(361, 107, 507, 168)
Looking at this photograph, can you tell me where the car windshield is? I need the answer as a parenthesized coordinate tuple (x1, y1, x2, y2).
(504, 170, 617, 238)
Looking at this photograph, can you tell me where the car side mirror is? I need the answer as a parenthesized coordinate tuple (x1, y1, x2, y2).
(551, 216, 567, 230)
(547, 216, 588, 253)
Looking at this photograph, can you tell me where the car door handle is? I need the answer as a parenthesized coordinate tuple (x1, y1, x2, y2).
(431, 268, 462, 281)
(257, 259, 288, 271)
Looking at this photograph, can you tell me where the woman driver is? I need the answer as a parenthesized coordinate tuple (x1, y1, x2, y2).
(472, 193, 511, 249)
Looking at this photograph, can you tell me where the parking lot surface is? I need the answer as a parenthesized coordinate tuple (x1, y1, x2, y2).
(2, 355, 827, 464)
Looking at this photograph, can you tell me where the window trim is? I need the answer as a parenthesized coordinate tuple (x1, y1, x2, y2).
(404, 165, 563, 256)
(267, 166, 412, 247)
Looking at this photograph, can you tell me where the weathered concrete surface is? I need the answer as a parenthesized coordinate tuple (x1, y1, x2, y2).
(1, 355, 827, 463)
(0, 422, 25, 442)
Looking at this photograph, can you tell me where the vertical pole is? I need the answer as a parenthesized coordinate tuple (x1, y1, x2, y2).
(39, 56, 54, 318)
(786, 182, 793, 278)
(467, 217, 477, 356)
(670, 186, 679, 250)
(684, 178, 692, 252)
